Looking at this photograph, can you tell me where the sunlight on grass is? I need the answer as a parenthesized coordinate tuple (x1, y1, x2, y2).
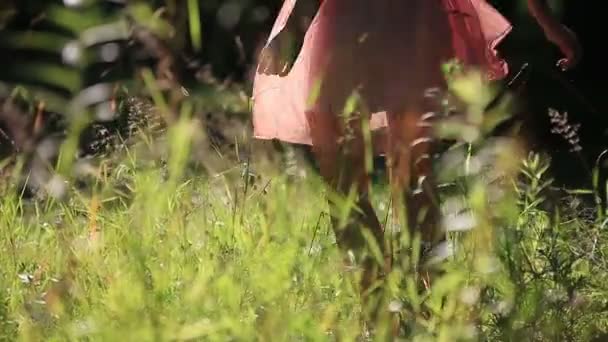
(1, 1, 607, 339)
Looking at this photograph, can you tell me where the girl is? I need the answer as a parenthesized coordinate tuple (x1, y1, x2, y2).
(251, 0, 581, 294)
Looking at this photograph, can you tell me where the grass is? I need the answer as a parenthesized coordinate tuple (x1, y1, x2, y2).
(1, 72, 608, 341)
(2, 0, 608, 338)
(1, 145, 354, 341)
(2, 110, 608, 341)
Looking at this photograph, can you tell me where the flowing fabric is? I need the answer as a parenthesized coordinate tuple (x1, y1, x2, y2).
(252, 0, 512, 146)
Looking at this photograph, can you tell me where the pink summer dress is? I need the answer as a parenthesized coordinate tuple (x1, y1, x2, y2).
(251, 0, 512, 148)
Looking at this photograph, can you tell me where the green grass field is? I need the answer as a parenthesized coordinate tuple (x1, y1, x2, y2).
(2, 110, 608, 341)
(1, 2, 607, 338)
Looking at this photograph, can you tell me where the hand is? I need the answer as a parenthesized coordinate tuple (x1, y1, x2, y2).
(256, 28, 303, 77)
(546, 25, 583, 71)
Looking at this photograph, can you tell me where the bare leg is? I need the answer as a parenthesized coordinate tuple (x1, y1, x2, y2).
(386, 109, 442, 259)
(306, 110, 386, 303)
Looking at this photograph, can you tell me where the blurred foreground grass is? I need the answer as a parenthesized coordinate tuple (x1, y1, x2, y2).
(2, 112, 608, 341)
(1, 1, 608, 340)
(0, 134, 359, 341)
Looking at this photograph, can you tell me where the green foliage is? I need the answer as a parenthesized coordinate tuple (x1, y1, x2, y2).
(1, 1, 607, 341)
(2, 115, 608, 340)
